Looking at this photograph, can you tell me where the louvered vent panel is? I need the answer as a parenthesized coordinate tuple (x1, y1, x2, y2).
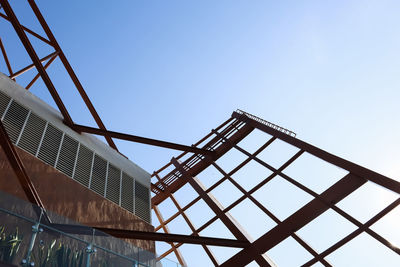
(73, 144, 93, 187)
(0, 91, 11, 118)
(135, 181, 150, 223)
(121, 172, 134, 213)
(3, 101, 29, 143)
(17, 112, 46, 156)
(37, 124, 63, 166)
(90, 155, 107, 196)
(106, 164, 121, 205)
(56, 134, 79, 177)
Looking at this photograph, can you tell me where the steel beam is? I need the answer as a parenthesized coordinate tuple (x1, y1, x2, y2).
(27, 0, 118, 151)
(50, 223, 248, 248)
(0, 37, 13, 79)
(73, 123, 212, 155)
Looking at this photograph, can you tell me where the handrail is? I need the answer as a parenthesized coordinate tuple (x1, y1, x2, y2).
(235, 109, 296, 137)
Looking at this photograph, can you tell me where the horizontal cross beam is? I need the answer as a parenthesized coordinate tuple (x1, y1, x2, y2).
(73, 124, 213, 155)
(51, 224, 249, 248)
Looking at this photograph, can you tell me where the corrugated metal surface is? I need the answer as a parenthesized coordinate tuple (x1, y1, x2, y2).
(0, 91, 11, 118)
(90, 154, 107, 196)
(73, 144, 93, 187)
(3, 100, 29, 144)
(56, 134, 79, 177)
(37, 123, 63, 167)
(17, 112, 47, 156)
(121, 172, 134, 213)
(135, 181, 150, 223)
(106, 163, 121, 205)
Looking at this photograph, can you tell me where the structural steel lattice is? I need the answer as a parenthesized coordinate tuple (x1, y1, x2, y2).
(1, 1, 400, 266)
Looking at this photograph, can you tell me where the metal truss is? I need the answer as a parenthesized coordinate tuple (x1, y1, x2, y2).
(1, 1, 400, 266)
(0, 0, 210, 155)
(151, 110, 400, 266)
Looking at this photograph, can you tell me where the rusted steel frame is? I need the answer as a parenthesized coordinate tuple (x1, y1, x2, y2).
(169, 194, 219, 266)
(157, 149, 303, 261)
(9, 50, 58, 79)
(221, 173, 366, 266)
(233, 111, 400, 194)
(0, 118, 49, 216)
(172, 158, 275, 267)
(236, 139, 398, 251)
(152, 117, 235, 177)
(302, 197, 400, 266)
(221, 150, 305, 214)
(0, 0, 74, 127)
(0, 37, 14, 79)
(0, 12, 52, 45)
(27, 0, 119, 150)
(152, 123, 254, 206)
(154, 194, 202, 232)
(73, 124, 212, 155)
(156, 143, 299, 233)
(156, 119, 243, 189)
(157, 212, 219, 260)
(232, 139, 398, 255)
(212, 160, 332, 267)
(239, 142, 400, 258)
(26, 52, 57, 90)
(151, 172, 169, 193)
(153, 205, 186, 266)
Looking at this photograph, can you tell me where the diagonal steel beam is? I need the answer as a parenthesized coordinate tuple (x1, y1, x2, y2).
(0, 0, 74, 127)
(0, 117, 49, 222)
(0, 37, 14, 79)
(73, 123, 213, 155)
(27, 0, 118, 151)
(51, 223, 249, 248)
(220, 173, 366, 266)
(171, 158, 276, 267)
(0, 12, 52, 45)
(26, 52, 58, 90)
(233, 111, 400, 194)
(9, 51, 58, 79)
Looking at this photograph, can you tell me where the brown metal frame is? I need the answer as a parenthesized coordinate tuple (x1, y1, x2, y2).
(151, 110, 400, 266)
(1, 1, 400, 266)
(0, 0, 212, 155)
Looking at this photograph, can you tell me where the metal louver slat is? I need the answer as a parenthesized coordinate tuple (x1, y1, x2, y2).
(2, 100, 29, 144)
(73, 144, 93, 187)
(121, 172, 134, 213)
(135, 181, 150, 223)
(37, 123, 63, 166)
(17, 112, 46, 156)
(56, 134, 79, 177)
(90, 154, 107, 196)
(106, 164, 121, 205)
(0, 91, 11, 118)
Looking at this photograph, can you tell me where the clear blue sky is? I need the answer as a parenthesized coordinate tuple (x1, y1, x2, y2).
(1, 1, 400, 266)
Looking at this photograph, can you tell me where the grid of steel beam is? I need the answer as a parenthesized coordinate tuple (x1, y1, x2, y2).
(151, 112, 400, 266)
